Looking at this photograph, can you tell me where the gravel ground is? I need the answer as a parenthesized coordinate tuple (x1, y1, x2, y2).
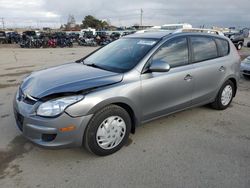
(0, 47, 249, 188)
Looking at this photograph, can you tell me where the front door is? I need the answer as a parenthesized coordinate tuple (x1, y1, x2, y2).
(140, 37, 194, 122)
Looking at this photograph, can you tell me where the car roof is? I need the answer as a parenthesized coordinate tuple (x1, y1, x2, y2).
(124, 31, 172, 39)
(124, 31, 228, 41)
(124, 31, 229, 40)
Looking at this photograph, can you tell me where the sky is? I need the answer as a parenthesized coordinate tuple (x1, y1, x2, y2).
(0, 0, 250, 28)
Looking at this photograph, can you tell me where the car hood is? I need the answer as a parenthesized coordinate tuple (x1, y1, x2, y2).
(20, 62, 123, 98)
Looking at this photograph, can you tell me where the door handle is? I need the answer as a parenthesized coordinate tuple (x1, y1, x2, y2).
(184, 74, 193, 81)
(219, 66, 226, 72)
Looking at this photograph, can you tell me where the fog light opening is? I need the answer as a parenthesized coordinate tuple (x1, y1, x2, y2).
(42, 134, 57, 142)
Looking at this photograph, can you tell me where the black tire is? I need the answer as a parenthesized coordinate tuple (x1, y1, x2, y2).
(247, 42, 250, 48)
(84, 105, 131, 156)
(211, 80, 235, 110)
(243, 74, 250, 80)
(237, 43, 243, 50)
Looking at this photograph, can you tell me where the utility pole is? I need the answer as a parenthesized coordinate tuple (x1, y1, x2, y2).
(1, 17, 5, 30)
(140, 9, 143, 26)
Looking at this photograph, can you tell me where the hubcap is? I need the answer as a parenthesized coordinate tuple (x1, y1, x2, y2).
(221, 85, 233, 106)
(96, 116, 126, 150)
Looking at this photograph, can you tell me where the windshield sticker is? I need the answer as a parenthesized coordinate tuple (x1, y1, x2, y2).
(137, 40, 156, 46)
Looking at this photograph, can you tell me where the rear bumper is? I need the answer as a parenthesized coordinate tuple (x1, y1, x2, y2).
(13, 93, 93, 148)
(241, 70, 250, 76)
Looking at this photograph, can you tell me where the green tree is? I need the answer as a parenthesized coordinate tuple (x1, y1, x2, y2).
(81, 15, 110, 29)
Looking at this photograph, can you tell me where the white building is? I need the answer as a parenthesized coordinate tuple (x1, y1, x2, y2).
(136, 23, 192, 33)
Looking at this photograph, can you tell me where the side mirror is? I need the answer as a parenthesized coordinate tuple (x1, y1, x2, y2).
(149, 59, 170, 72)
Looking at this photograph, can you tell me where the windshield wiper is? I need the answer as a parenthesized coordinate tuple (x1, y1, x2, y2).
(83, 62, 108, 71)
(75, 58, 84, 63)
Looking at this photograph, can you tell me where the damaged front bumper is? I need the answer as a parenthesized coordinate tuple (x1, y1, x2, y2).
(13, 90, 93, 148)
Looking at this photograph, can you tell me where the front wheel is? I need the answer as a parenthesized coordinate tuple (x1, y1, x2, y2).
(211, 80, 235, 110)
(237, 43, 243, 50)
(84, 105, 131, 156)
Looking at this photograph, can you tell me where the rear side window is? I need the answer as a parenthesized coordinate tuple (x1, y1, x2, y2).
(215, 38, 229, 57)
(152, 37, 189, 68)
(191, 37, 218, 62)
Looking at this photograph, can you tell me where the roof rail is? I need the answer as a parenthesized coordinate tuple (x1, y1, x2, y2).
(136, 27, 224, 36)
(173, 28, 224, 36)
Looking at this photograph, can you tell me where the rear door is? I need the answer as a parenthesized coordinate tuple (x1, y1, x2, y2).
(190, 36, 229, 105)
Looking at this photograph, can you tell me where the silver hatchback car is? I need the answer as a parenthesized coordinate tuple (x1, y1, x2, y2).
(14, 32, 240, 156)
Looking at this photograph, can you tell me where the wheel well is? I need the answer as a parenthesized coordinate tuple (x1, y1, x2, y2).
(228, 78, 237, 97)
(113, 102, 136, 134)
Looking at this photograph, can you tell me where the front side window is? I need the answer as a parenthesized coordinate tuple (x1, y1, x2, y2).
(84, 38, 158, 73)
(191, 36, 218, 62)
(152, 37, 189, 68)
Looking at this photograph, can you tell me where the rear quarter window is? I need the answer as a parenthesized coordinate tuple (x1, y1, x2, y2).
(215, 38, 229, 57)
(191, 36, 218, 63)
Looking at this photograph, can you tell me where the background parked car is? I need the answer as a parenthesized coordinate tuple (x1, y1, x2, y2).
(224, 31, 244, 50)
(110, 32, 121, 40)
(78, 37, 97, 46)
(6, 31, 21, 44)
(247, 41, 250, 48)
(0, 31, 7, 44)
(121, 31, 135, 37)
(23, 30, 38, 38)
(240, 56, 250, 78)
(95, 31, 112, 46)
(82, 31, 95, 39)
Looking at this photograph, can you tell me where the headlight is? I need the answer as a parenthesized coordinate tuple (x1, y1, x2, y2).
(37, 95, 84, 117)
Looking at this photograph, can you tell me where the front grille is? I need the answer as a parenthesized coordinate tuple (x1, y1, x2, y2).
(14, 110, 24, 131)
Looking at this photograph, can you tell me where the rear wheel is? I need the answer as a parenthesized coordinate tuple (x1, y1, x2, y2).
(211, 80, 235, 110)
(247, 41, 250, 48)
(84, 105, 131, 156)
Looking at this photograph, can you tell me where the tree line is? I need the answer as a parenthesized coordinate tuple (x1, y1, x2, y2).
(63, 15, 111, 30)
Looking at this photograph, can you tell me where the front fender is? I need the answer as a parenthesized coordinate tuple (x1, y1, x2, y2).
(65, 81, 142, 125)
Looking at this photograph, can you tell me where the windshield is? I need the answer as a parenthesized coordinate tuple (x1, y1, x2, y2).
(84, 38, 158, 73)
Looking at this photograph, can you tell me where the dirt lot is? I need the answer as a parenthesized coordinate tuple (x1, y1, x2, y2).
(0, 47, 250, 188)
